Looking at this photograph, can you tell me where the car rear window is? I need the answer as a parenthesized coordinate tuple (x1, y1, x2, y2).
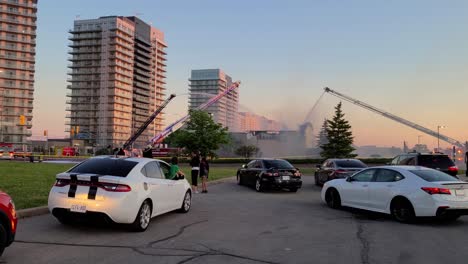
(418, 155, 454, 168)
(68, 158, 138, 177)
(263, 160, 294, 169)
(335, 160, 367, 168)
(410, 169, 458, 182)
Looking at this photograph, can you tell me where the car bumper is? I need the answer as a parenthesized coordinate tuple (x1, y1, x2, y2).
(412, 195, 468, 217)
(48, 189, 140, 224)
(261, 177, 302, 189)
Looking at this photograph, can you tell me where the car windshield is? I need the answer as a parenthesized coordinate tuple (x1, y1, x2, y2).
(263, 160, 294, 169)
(418, 155, 454, 168)
(68, 158, 138, 177)
(410, 169, 458, 182)
(335, 160, 367, 168)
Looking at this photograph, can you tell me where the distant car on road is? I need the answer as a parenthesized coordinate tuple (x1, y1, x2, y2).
(389, 152, 458, 177)
(321, 166, 468, 223)
(0, 191, 17, 257)
(48, 156, 192, 232)
(237, 159, 302, 192)
(0, 147, 13, 160)
(315, 159, 367, 186)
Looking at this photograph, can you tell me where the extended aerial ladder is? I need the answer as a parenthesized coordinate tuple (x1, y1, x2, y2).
(122, 94, 176, 150)
(323, 87, 466, 149)
(149, 81, 241, 145)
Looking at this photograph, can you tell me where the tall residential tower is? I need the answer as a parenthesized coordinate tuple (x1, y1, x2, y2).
(189, 69, 239, 131)
(0, 0, 37, 145)
(66, 16, 167, 148)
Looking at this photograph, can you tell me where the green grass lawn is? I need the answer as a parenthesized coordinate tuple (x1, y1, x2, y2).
(0, 161, 237, 210)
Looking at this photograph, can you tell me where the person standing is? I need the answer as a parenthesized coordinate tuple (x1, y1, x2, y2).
(190, 152, 200, 193)
(200, 156, 210, 193)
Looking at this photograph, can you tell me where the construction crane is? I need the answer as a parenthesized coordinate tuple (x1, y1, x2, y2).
(149, 81, 241, 145)
(323, 87, 466, 149)
(122, 94, 176, 150)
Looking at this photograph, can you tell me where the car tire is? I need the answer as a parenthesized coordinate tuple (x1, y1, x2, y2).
(178, 191, 192, 213)
(131, 200, 152, 232)
(237, 173, 242, 185)
(289, 188, 298, 193)
(325, 188, 341, 209)
(255, 178, 263, 192)
(391, 198, 415, 223)
(56, 215, 73, 225)
(0, 224, 6, 257)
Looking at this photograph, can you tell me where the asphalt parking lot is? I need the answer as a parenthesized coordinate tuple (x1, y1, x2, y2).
(3, 176, 468, 264)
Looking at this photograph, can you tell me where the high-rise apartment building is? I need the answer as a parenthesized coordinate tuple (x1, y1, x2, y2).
(66, 16, 167, 148)
(0, 0, 37, 145)
(238, 112, 282, 132)
(189, 69, 239, 131)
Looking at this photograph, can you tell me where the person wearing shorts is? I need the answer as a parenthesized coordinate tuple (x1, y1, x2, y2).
(200, 156, 209, 193)
(189, 152, 200, 193)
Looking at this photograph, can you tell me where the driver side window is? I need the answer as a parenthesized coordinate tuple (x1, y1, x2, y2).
(247, 160, 256, 169)
(352, 169, 376, 182)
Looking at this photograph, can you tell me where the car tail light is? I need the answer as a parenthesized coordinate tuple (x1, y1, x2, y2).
(100, 183, 132, 192)
(294, 170, 301, 177)
(448, 166, 458, 172)
(54, 179, 70, 187)
(421, 187, 451, 195)
(264, 172, 279, 176)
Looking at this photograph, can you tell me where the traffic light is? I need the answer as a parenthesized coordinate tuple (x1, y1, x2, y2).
(19, 115, 26, 125)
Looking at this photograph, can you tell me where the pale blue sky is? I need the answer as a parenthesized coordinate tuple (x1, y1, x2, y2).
(33, 0, 468, 148)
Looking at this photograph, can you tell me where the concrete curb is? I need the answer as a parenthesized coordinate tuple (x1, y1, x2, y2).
(17, 206, 49, 219)
(15, 177, 236, 219)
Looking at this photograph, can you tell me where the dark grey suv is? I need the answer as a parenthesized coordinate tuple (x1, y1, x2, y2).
(389, 153, 458, 177)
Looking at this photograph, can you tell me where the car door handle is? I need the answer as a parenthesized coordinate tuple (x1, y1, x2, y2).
(386, 185, 394, 187)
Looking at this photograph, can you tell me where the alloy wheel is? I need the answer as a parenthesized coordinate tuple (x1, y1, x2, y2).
(140, 202, 151, 229)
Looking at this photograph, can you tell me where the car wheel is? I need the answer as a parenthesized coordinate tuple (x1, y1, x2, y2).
(179, 191, 192, 213)
(325, 188, 341, 209)
(131, 200, 152, 232)
(237, 173, 242, 185)
(289, 188, 298, 193)
(0, 224, 6, 257)
(56, 215, 73, 225)
(391, 198, 415, 223)
(255, 178, 263, 192)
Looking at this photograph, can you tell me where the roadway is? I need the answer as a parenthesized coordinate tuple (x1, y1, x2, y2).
(3, 176, 468, 264)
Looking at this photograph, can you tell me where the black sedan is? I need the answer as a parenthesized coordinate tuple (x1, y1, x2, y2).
(314, 158, 367, 186)
(237, 159, 302, 192)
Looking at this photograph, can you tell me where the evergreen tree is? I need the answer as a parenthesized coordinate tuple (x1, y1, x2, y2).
(320, 102, 357, 158)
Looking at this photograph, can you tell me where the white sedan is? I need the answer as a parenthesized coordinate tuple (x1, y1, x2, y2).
(321, 166, 468, 222)
(48, 156, 192, 231)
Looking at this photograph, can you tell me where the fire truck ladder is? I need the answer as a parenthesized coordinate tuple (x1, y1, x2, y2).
(122, 94, 176, 150)
(323, 87, 466, 149)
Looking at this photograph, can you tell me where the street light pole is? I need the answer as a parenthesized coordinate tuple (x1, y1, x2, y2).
(437, 125, 445, 152)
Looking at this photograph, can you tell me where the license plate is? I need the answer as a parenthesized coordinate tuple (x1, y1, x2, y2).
(282, 176, 290, 181)
(70, 204, 87, 213)
(455, 190, 465, 196)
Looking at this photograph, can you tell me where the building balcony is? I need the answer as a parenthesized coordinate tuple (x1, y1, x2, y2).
(112, 54, 133, 64)
(134, 88, 150, 97)
(67, 55, 101, 61)
(68, 48, 101, 55)
(1, 74, 34, 81)
(133, 74, 150, 84)
(2, 101, 33, 108)
(0, 44, 35, 53)
(3, 92, 33, 99)
(134, 68, 151, 78)
(68, 33, 102, 41)
(68, 41, 101, 47)
(135, 41, 151, 52)
(135, 48, 151, 59)
(109, 46, 133, 57)
(0, 16, 36, 26)
(133, 94, 149, 104)
(0, 8, 37, 18)
(67, 62, 100, 68)
(1, 0, 38, 9)
(0, 27, 35, 35)
(134, 55, 151, 65)
(134, 81, 150, 90)
(109, 76, 132, 85)
(109, 32, 134, 44)
(1, 127, 32, 136)
(0, 82, 33, 90)
(0, 62, 34, 71)
(67, 69, 101, 75)
(0, 54, 35, 62)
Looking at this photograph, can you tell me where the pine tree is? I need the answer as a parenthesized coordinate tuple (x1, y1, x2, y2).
(316, 119, 328, 148)
(320, 102, 357, 158)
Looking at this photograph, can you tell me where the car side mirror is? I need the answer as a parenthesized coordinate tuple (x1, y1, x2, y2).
(346, 177, 353, 182)
(316, 165, 321, 169)
(242, 164, 247, 169)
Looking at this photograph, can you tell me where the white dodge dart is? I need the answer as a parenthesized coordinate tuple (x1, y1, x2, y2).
(321, 166, 468, 222)
(48, 156, 192, 231)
